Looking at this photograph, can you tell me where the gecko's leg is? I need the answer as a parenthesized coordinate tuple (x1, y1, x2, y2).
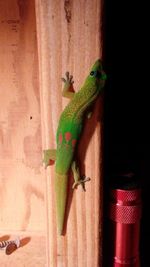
(43, 149, 56, 168)
(61, 71, 75, 100)
(71, 161, 91, 191)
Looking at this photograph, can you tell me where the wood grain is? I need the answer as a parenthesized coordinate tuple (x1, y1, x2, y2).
(35, 0, 104, 266)
(0, 0, 46, 265)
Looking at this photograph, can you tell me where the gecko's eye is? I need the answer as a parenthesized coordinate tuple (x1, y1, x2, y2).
(90, 70, 97, 77)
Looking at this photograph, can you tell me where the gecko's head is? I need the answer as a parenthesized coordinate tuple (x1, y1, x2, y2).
(87, 59, 107, 93)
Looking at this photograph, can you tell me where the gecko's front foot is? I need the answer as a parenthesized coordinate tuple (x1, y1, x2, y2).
(61, 72, 75, 99)
(61, 71, 74, 87)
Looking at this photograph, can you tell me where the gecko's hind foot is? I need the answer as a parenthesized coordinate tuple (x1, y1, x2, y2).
(72, 175, 91, 191)
(43, 149, 56, 168)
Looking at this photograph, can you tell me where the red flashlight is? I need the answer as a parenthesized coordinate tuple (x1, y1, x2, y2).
(109, 188, 142, 266)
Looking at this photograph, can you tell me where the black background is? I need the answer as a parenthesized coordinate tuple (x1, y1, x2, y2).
(103, 1, 149, 266)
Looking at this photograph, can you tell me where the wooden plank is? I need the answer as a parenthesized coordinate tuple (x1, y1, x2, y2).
(35, 0, 103, 266)
(0, 1, 46, 265)
(0, 0, 45, 234)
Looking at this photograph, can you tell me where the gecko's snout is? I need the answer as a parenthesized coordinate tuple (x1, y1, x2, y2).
(96, 58, 101, 65)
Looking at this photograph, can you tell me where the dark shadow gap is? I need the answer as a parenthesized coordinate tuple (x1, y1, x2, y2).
(102, 0, 147, 266)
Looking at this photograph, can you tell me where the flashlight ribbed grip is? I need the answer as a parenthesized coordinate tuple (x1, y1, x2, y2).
(110, 203, 141, 224)
(109, 189, 142, 267)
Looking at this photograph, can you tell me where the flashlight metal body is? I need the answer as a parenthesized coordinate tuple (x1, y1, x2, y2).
(109, 189, 142, 266)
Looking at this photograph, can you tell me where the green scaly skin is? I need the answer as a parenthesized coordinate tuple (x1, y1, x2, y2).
(43, 59, 107, 235)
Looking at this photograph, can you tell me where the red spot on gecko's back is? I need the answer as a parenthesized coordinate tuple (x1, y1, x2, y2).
(65, 132, 72, 142)
(59, 133, 63, 144)
(72, 139, 77, 147)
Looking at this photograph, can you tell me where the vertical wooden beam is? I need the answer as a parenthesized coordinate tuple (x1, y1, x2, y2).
(35, 0, 103, 266)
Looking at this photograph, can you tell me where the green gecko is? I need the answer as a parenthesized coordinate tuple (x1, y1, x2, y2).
(43, 59, 107, 235)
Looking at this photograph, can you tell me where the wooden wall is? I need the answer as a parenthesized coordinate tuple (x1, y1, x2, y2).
(0, 0, 104, 266)
(0, 0, 46, 266)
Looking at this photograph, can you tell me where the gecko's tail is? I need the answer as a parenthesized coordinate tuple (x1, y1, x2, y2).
(55, 173, 68, 235)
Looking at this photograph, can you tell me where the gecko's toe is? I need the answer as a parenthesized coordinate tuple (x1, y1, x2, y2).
(61, 77, 66, 83)
(65, 71, 69, 79)
(69, 75, 73, 81)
